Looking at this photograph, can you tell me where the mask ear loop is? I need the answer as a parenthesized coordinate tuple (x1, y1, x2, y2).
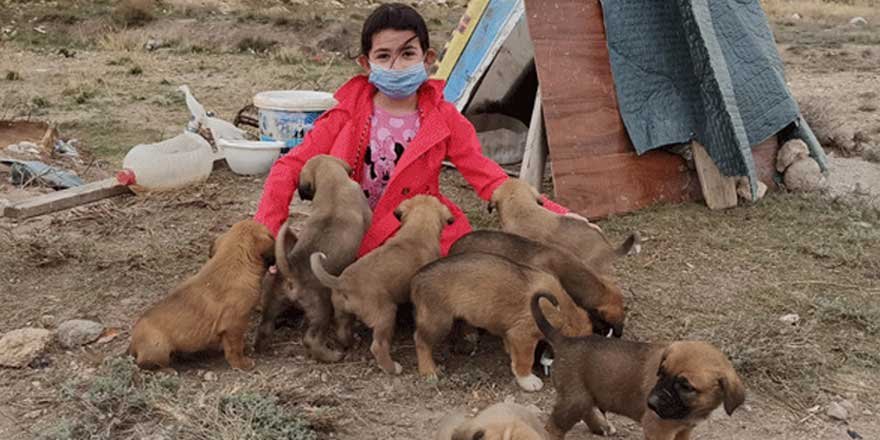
(389, 35, 420, 69)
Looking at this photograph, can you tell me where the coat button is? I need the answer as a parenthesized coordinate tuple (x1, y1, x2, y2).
(402, 187, 410, 195)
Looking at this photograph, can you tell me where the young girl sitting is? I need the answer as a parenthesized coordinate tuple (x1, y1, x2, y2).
(254, 2, 568, 257)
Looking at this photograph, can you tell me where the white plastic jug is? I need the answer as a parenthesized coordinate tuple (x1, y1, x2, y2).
(117, 132, 214, 192)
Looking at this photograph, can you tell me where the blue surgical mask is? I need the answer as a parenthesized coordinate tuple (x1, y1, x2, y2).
(368, 62, 428, 100)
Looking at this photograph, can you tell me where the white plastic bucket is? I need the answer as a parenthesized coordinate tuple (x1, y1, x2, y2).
(253, 91, 337, 151)
(217, 139, 283, 175)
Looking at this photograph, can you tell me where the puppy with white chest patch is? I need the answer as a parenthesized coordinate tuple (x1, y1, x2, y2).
(531, 293, 745, 440)
(411, 252, 593, 391)
(128, 220, 275, 370)
(488, 178, 640, 274)
(255, 155, 372, 362)
(449, 230, 626, 337)
(310, 195, 454, 374)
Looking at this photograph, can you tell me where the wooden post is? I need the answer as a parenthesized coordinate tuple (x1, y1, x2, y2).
(520, 89, 546, 189)
(691, 141, 737, 209)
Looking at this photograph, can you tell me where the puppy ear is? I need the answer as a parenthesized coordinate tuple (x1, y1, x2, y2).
(487, 201, 495, 213)
(657, 346, 671, 376)
(719, 372, 746, 415)
(298, 182, 315, 201)
(471, 430, 485, 440)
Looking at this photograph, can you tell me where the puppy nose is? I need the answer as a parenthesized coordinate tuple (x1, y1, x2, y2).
(647, 394, 660, 412)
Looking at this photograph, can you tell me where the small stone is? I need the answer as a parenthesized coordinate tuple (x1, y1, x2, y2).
(320, 372, 329, 382)
(849, 17, 868, 26)
(40, 315, 56, 328)
(779, 314, 800, 325)
(790, 13, 801, 20)
(0, 327, 53, 368)
(854, 221, 872, 229)
(784, 158, 824, 192)
(203, 371, 217, 382)
(735, 178, 768, 202)
(863, 409, 873, 416)
(827, 401, 849, 421)
(840, 399, 856, 413)
(24, 409, 42, 420)
(777, 139, 810, 172)
(56, 319, 104, 349)
(31, 381, 41, 388)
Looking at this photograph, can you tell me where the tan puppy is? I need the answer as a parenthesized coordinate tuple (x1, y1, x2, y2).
(310, 195, 454, 374)
(128, 220, 275, 370)
(411, 252, 593, 391)
(488, 178, 640, 274)
(531, 293, 745, 440)
(255, 155, 372, 362)
(449, 230, 625, 337)
(436, 403, 550, 440)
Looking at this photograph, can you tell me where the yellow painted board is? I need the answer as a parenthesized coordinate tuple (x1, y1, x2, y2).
(431, 0, 490, 80)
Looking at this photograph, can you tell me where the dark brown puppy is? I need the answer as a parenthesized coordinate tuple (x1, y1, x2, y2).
(255, 155, 372, 362)
(488, 178, 639, 274)
(310, 195, 454, 374)
(411, 252, 593, 392)
(531, 293, 745, 440)
(128, 220, 275, 370)
(449, 229, 626, 337)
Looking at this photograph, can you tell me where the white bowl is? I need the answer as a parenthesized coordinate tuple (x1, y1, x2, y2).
(217, 139, 283, 175)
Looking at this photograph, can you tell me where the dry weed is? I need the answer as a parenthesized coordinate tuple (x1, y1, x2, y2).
(762, 0, 880, 21)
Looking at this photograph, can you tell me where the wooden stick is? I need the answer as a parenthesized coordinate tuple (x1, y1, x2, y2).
(691, 141, 737, 210)
(520, 89, 546, 189)
(3, 177, 132, 219)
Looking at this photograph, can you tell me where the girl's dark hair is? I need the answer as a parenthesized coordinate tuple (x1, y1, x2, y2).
(361, 3, 430, 56)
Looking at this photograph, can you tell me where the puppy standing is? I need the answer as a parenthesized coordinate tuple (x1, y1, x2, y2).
(310, 195, 454, 374)
(411, 252, 593, 391)
(531, 293, 745, 440)
(489, 178, 639, 274)
(436, 403, 550, 440)
(128, 220, 275, 370)
(255, 155, 372, 362)
(449, 230, 627, 337)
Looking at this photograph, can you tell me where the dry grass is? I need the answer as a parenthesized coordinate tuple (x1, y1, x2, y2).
(762, 0, 880, 21)
(112, 0, 157, 28)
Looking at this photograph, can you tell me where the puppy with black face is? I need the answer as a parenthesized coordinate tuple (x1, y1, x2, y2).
(531, 293, 745, 440)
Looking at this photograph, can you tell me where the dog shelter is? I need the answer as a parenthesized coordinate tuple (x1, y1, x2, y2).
(433, 0, 828, 218)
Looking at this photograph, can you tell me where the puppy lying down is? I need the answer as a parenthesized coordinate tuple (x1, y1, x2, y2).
(531, 292, 745, 440)
(436, 402, 550, 440)
(128, 220, 275, 370)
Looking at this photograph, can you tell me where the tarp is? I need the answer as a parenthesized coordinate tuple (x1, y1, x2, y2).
(601, 0, 827, 187)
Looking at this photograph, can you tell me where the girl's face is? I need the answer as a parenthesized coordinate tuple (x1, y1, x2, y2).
(358, 29, 436, 72)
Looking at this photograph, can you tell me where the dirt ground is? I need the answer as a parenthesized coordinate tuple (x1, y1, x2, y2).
(1, 1, 880, 439)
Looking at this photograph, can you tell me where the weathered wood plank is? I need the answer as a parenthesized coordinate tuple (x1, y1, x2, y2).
(520, 89, 546, 189)
(3, 178, 132, 219)
(692, 141, 738, 209)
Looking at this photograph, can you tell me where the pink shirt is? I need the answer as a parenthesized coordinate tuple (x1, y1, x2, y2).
(361, 106, 421, 208)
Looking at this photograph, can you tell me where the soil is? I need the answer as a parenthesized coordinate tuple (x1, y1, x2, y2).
(1, 2, 880, 439)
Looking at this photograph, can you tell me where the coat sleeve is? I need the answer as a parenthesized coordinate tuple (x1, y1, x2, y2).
(444, 108, 569, 214)
(254, 109, 347, 236)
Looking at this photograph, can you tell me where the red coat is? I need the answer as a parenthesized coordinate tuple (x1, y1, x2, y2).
(254, 75, 566, 256)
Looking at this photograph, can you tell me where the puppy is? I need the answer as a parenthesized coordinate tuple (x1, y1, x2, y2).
(411, 252, 593, 391)
(488, 178, 640, 274)
(449, 230, 625, 337)
(310, 195, 454, 374)
(255, 155, 372, 362)
(128, 220, 275, 370)
(436, 403, 550, 440)
(531, 293, 745, 439)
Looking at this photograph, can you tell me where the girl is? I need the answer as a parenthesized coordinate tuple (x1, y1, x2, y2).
(254, 3, 568, 257)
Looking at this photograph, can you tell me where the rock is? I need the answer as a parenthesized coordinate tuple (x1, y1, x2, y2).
(784, 158, 825, 192)
(790, 13, 801, 20)
(204, 371, 217, 382)
(144, 39, 164, 51)
(779, 313, 800, 325)
(40, 314, 56, 328)
(0, 328, 53, 368)
(735, 177, 768, 202)
(849, 17, 868, 26)
(777, 139, 810, 172)
(56, 319, 104, 349)
(827, 401, 849, 421)
(840, 399, 856, 413)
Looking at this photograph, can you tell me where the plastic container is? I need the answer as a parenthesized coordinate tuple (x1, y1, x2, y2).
(253, 91, 337, 151)
(217, 139, 283, 175)
(117, 132, 214, 192)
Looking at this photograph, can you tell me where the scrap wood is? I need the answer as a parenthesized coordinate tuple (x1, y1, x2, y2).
(2, 177, 132, 220)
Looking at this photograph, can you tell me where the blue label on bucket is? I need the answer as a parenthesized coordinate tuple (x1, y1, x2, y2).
(259, 109, 324, 153)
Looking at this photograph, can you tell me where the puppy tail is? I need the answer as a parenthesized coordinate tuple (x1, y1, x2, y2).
(531, 292, 562, 345)
(309, 252, 343, 289)
(275, 221, 298, 278)
(615, 231, 641, 257)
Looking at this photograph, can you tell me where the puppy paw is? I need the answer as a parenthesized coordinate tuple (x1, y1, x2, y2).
(230, 357, 256, 371)
(422, 372, 440, 384)
(391, 362, 403, 375)
(515, 374, 544, 392)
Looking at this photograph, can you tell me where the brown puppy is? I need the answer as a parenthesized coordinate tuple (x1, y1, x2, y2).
(449, 230, 626, 337)
(411, 252, 593, 391)
(255, 155, 372, 362)
(488, 178, 640, 274)
(436, 403, 550, 440)
(310, 195, 454, 374)
(531, 293, 745, 440)
(128, 220, 275, 370)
